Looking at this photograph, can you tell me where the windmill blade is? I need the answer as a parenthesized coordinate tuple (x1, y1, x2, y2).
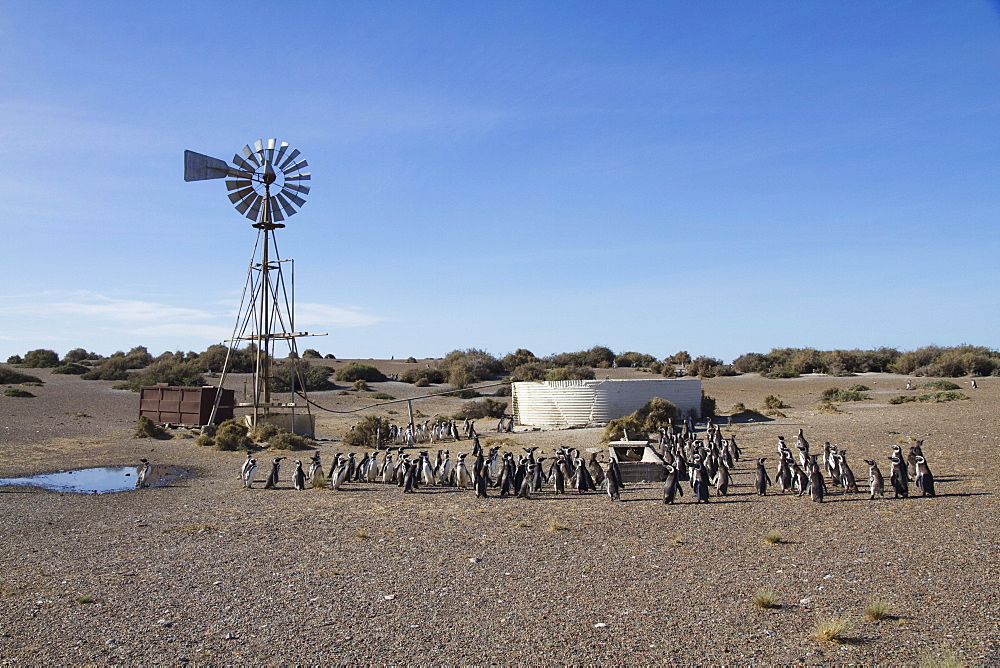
(285, 172, 311, 181)
(226, 179, 252, 191)
(233, 154, 257, 173)
(234, 192, 260, 216)
(274, 142, 290, 166)
(284, 159, 308, 174)
(183, 150, 230, 181)
(284, 192, 307, 208)
(226, 167, 254, 179)
(228, 187, 255, 204)
(269, 198, 285, 222)
(246, 196, 264, 222)
(253, 139, 266, 164)
(282, 182, 310, 195)
(265, 138, 276, 163)
(278, 148, 300, 170)
(241, 144, 260, 168)
(274, 192, 297, 217)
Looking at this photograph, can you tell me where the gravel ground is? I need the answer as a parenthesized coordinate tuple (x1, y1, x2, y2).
(0, 365, 997, 665)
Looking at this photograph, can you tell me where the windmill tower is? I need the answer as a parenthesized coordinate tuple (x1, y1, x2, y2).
(184, 139, 324, 435)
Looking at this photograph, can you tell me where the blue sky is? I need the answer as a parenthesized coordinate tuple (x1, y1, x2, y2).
(2, 1, 998, 363)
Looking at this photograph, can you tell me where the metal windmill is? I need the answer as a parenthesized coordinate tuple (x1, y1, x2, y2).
(184, 139, 324, 434)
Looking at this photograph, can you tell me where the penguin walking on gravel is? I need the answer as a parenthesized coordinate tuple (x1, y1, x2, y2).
(754, 458, 771, 496)
(292, 460, 306, 490)
(264, 457, 285, 489)
(307, 450, 322, 482)
(242, 457, 258, 489)
(135, 459, 151, 488)
(863, 459, 884, 499)
(889, 455, 909, 499)
(691, 458, 710, 503)
(241, 453, 255, 482)
(915, 455, 936, 497)
(605, 462, 621, 501)
(663, 464, 683, 505)
(807, 457, 825, 503)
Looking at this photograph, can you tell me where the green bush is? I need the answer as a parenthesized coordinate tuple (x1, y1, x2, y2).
(6, 355, 23, 364)
(371, 392, 394, 400)
(762, 394, 785, 410)
(921, 380, 961, 391)
(603, 397, 678, 442)
(134, 415, 168, 439)
(847, 384, 870, 392)
(352, 379, 370, 391)
(193, 344, 256, 373)
(511, 362, 548, 381)
(454, 398, 508, 420)
(616, 351, 657, 368)
(821, 387, 870, 402)
(701, 392, 716, 417)
(414, 377, 430, 387)
(500, 348, 538, 372)
(0, 366, 43, 385)
(52, 363, 88, 375)
(404, 356, 418, 363)
(63, 348, 101, 364)
(22, 349, 60, 368)
(545, 366, 595, 381)
(889, 391, 967, 405)
(301, 348, 322, 358)
(342, 415, 390, 448)
(271, 361, 336, 392)
(4, 388, 35, 398)
(400, 368, 445, 384)
(215, 419, 252, 451)
(494, 382, 512, 396)
(81, 357, 131, 381)
(112, 360, 206, 391)
(335, 363, 387, 383)
(248, 421, 281, 442)
(268, 430, 315, 451)
(443, 349, 502, 382)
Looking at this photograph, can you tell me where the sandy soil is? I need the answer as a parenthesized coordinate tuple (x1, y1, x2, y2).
(0, 363, 997, 665)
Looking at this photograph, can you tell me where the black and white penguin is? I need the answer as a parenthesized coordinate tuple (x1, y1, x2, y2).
(242, 457, 257, 488)
(663, 464, 683, 504)
(915, 455, 936, 497)
(754, 458, 771, 496)
(889, 455, 909, 499)
(292, 460, 306, 490)
(863, 459, 884, 499)
(605, 463, 621, 501)
(691, 458, 710, 503)
(473, 464, 488, 498)
(264, 457, 285, 489)
(838, 450, 858, 493)
(714, 460, 730, 496)
(135, 458, 151, 488)
(307, 450, 322, 482)
(402, 459, 418, 493)
(807, 456, 825, 503)
(587, 452, 605, 487)
(241, 453, 255, 483)
(454, 453, 471, 489)
(775, 453, 792, 493)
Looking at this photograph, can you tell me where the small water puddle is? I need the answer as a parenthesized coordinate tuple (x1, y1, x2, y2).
(0, 465, 189, 494)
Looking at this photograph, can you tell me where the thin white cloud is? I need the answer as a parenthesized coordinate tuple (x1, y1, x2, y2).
(294, 302, 382, 328)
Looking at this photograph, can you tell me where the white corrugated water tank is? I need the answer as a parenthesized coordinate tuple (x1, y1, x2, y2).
(512, 378, 703, 427)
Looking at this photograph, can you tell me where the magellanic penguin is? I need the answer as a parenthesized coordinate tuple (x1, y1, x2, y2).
(292, 460, 306, 490)
(454, 453, 471, 489)
(241, 453, 255, 482)
(863, 459, 884, 499)
(307, 450, 322, 482)
(889, 455, 909, 499)
(807, 456, 825, 503)
(663, 464, 683, 504)
(754, 458, 771, 496)
(605, 463, 621, 501)
(914, 455, 936, 497)
(691, 458, 710, 503)
(135, 458, 151, 488)
(242, 457, 257, 489)
(264, 457, 285, 489)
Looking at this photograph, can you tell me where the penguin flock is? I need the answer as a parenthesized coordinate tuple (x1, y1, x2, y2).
(236, 418, 941, 504)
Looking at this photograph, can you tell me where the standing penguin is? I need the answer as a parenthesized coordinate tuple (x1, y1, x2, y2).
(241, 453, 255, 483)
(807, 457, 825, 503)
(914, 455, 936, 497)
(754, 458, 771, 496)
(889, 455, 909, 498)
(292, 460, 306, 490)
(264, 457, 285, 489)
(307, 450, 322, 482)
(691, 459, 710, 503)
(454, 453, 471, 489)
(605, 462, 621, 501)
(135, 458, 151, 488)
(714, 460, 731, 496)
(663, 464, 683, 504)
(587, 452, 606, 487)
(473, 464, 489, 498)
(863, 459, 884, 499)
(242, 457, 257, 488)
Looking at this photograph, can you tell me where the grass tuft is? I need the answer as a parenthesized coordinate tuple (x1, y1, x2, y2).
(547, 517, 569, 532)
(510, 520, 532, 528)
(864, 599, 893, 621)
(75, 595, 95, 604)
(752, 589, 779, 609)
(3, 388, 35, 398)
(355, 528, 370, 540)
(921, 653, 966, 668)
(311, 472, 327, 488)
(763, 530, 782, 545)
(813, 616, 852, 643)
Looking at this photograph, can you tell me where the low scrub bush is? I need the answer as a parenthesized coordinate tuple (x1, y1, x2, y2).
(546, 366, 595, 381)
(511, 362, 548, 381)
(763, 530, 782, 545)
(342, 414, 391, 449)
(52, 363, 88, 375)
(81, 357, 131, 381)
(0, 367, 42, 385)
(816, 401, 843, 414)
(352, 379, 370, 392)
(3, 388, 35, 398)
(301, 349, 321, 358)
(134, 415, 168, 439)
(889, 392, 967, 405)
(400, 368, 445, 384)
(414, 378, 430, 387)
(248, 422, 281, 443)
(214, 419, 253, 451)
(371, 392, 394, 400)
(603, 397, 678, 442)
(821, 387, 870, 402)
(762, 394, 785, 410)
(271, 361, 336, 392)
(335, 363, 387, 383)
(701, 392, 716, 417)
(921, 380, 961, 391)
(112, 360, 206, 391)
(268, 430, 315, 451)
(6, 355, 23, 364)
(864, 599, 893, 622)
(404, 356, 418, 363)
(847, 384, 870, 392)
(454, 398, 508, 420)
(752, 589, 779, 610)
(22, 348, 61, 368)
(813, 616, 852, 643)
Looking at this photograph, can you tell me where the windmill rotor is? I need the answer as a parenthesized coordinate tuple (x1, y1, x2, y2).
(184, 138, 311, 225)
